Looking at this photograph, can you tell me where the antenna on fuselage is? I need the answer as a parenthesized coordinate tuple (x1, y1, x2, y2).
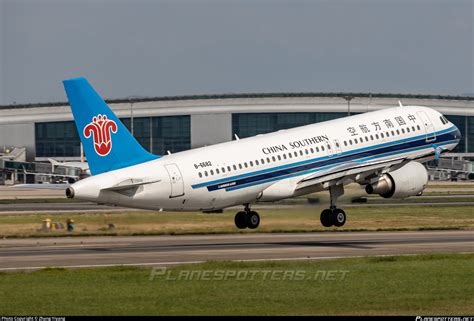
(398, 100, 403, 107)
(167, 150, 172, 155)
(234, 134, 240, 141)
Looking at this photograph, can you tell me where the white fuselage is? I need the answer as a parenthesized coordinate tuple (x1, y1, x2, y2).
(70, 106, 460, 211)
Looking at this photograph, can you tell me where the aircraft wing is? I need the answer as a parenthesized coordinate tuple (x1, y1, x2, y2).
(295, 155, 409, 191)
(296, 144, 440, 191)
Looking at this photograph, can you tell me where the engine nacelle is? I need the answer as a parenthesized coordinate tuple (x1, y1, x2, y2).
(365, 161, 428, 199)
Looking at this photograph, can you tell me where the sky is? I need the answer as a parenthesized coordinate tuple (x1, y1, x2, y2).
(0, 0, 472, 105)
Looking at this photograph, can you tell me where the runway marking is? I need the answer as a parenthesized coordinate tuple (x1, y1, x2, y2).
(1, 252, 473, 272)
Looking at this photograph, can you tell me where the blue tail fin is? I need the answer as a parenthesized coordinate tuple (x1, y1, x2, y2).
(63, 77, 159, 175)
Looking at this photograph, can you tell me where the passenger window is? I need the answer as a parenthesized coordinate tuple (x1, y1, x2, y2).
(249, 161, 253, 167)
(216, 168, 220, 174)
(349, 140, 353, 145)
(396, 129, 400, 135)
(294, 151, 298, 157)
(283, 154, 287, 160)
(288, 153, 292, 158)
(299, 150, 303, 156)
(261, 159, 265, 165)
(386, 132, 389, 137)
(327, 144, 331, 149)
(375, 134, 379, 139)
(233, 165, 237, 170)
(391, 130, 395, 136)
(310, 148, 314, 153)
(407, 127, 410, 133)
(365, 136, 368, 142)
(316, 146, 319, 152)
(244, 162, 248, 168)
(344, 141, 347, 146)
(198, 172, 202, 178)
(272, 156, 276, 162)
(267, 157, 271, 163)
(277, 155, 281, 161)
(204, 171, 208, 177)
(401, 128, 405, 134)
(238, 164, 242, 169)
(221, 167, 225, 173)
(210, 169, 214, 175)
(255, 160, 259, 166)
(412, 126, 415, 131)
(227, 166, 231, 172)
(417, 125, 421, 130)
(381, 133, 384, 138)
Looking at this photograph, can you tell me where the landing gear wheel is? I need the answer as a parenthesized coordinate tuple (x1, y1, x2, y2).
(246, 211, 260, 229)
(332, 208, 346, 227)
(234, 211, 247, 229)
(320, 209, 333, 227)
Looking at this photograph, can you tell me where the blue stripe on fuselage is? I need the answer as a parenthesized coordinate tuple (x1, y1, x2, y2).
(224, 139, 459, 192)
(191, 126, 460, 192)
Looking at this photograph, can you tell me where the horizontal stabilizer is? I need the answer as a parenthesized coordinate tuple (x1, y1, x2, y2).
(101, 178, 161, 191)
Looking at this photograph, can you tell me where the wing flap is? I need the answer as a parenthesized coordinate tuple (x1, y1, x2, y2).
(296, 156, 407, 191)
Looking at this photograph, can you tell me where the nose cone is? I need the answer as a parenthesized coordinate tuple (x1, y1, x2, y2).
(453, 125, 462, 140)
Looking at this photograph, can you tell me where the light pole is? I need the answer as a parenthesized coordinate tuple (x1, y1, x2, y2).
(128, 98, 135, 136)
(343, 95, 354, 116)
(127, 95, 144, 136)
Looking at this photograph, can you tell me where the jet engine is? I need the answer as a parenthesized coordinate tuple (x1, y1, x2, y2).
(365, 161, 428, 199)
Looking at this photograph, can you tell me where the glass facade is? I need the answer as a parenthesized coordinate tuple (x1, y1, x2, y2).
(122, 116, 191, 154)
(232, 112, 347, 138)
(35, 115, 191, 157)
(35, 121, 81, 157)
(32, 113, 474, 158)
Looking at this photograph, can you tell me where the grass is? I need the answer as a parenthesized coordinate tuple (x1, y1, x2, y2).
(0, 253, 472, 315)
(0, 205, 472, 238)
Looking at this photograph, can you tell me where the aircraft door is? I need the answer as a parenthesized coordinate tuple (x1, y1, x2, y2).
(417, 111, 436, 142)
(165, 164, 184, 198)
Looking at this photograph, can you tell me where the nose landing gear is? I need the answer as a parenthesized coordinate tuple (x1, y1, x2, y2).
(234, 204, 260, 229)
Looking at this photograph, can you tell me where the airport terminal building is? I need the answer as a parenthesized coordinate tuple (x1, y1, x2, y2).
(0, 93, 473, 183)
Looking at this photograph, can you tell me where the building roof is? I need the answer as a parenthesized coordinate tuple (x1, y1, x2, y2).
(1, 92, 473, 110)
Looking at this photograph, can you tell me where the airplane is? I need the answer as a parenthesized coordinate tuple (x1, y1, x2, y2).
(48, 158, 91, 176)
(21, 166, 79, 184)
(63, 77, 461, 229)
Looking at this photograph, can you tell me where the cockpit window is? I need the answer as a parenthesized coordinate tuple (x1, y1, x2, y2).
(440, 116, 449, 125)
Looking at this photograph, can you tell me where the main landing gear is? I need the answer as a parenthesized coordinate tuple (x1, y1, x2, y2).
(234, 204, 260, 229)
(320, 184, 347, 228)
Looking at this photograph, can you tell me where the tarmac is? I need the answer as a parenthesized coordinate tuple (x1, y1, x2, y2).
(0, 230, 472, 271)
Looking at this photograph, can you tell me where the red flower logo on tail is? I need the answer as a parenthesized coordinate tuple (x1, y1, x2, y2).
(83, 114, 118, 156)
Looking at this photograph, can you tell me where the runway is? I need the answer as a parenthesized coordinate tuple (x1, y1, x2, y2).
(0, 200, 473, 215)
(0, 230, 472, 271)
